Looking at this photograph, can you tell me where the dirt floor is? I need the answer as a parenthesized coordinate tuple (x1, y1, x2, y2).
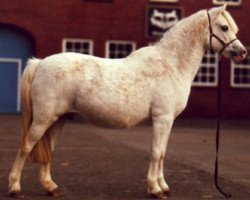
(0, 115, 250, 200)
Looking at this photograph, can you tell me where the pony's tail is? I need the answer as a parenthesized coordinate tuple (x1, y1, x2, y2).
(21, 58, 52, 163)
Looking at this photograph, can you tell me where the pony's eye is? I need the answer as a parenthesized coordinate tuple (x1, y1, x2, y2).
(221, 25, 229, 32)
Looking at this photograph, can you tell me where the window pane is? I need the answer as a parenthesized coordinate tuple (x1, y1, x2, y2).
(192, 50, 218, 87)
(106, 41, 135, 58)
(231, 47, 250, 88)
(63, 39, 93, 55)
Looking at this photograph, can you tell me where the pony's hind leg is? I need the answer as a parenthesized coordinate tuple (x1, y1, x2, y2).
(8, 149, 26, 198)
(40, 163, 61, 196)
(39, 117, 66, 196)
(8, 118, 58, 197)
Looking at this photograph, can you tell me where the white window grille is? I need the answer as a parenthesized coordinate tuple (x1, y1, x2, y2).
(62, 39, 93, 55)
(193, 50, 219, 87)
(231, 47, 250, 88)
(105, 40, 136, 58)
(213, 0, 241, 6)
(149, 0, 179, 2)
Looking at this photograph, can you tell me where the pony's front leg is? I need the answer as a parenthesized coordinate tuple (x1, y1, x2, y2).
(147, 115, 173, 199)
(158, 153, 170, 195)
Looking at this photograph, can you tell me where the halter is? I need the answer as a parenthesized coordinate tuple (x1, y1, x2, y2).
(207, 10, 238, 54)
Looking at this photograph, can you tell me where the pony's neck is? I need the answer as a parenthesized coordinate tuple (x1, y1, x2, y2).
(156, 10, 208, 82)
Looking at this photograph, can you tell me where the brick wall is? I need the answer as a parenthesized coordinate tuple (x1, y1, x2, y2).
(0, 0, 249, 118)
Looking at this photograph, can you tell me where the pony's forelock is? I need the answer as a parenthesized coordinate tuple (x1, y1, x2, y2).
(222, 10, 239, 34)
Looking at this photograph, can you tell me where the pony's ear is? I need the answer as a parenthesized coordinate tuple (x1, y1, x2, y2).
(222, 3, 227, 10)
(210, 4, 227, 19)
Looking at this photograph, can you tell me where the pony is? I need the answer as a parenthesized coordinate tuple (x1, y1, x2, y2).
(8, 5, 247, 199)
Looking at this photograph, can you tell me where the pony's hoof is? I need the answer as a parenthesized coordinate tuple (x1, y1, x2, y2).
(150, 192, 168, 199)
(8, 191, 25, 198)
(45, 188, 62, 197)
(162, 189, 171, 196)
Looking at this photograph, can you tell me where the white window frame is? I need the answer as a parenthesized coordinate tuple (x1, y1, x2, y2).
(192, 51, 219, 87)
(0, 58, 22, 112)
(149, 0, 179, 2)
(62, 38, 94, 55)
(105, 40, 136, 58)
(213, 0, 242, 6)
(231, 48, 250, 88)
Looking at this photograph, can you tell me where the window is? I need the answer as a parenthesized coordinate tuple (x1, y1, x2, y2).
(62, 39, 93, 55)
(231, 48, 250, 88)
(193, 50, 219, 87)
(149, 0, 179, 2)
(105, 41, 136, 58)
(85, 0, 113, 2)
(213, 0, 241, 6)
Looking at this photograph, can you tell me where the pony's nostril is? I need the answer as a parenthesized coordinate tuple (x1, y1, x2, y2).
(242, 48, 248, 57)
(230, 50, 238, 57)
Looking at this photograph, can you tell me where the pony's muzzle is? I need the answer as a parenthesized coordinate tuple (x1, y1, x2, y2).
(230, 46, 248, 63)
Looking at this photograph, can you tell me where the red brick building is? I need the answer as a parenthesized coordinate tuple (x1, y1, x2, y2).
(0, 0, 249, 118)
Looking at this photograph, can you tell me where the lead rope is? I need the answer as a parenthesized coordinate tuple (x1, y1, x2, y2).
(214, 62, 232, 198)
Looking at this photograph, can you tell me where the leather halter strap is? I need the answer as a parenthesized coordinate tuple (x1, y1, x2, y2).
(207, 9, 234, 198)
(207, 10, 238, 54)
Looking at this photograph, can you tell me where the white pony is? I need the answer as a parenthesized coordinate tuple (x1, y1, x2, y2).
(8, 5, 247, 199)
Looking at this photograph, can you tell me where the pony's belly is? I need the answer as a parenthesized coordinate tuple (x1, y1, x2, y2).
(85, 115, 145, 128)
(77, 106, 149, 128)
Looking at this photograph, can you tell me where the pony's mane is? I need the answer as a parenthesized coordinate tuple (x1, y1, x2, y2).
(222, 10, 239, 34)
(160, 9, 208, 41)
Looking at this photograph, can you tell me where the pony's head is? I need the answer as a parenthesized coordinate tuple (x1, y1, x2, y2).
(206, 4, 247, 62)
